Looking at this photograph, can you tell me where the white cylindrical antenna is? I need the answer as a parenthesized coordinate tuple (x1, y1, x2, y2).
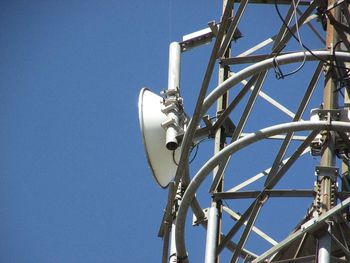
(164, 42, 181, 150)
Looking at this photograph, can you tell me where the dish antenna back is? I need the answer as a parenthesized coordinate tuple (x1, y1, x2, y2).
(138, 88, 182, 188)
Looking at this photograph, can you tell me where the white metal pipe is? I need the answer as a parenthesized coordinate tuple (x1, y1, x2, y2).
(173, 51, 350, 260)
(165, 42, 181, 150)
(169, 222, 177, 263)
(318, 234, 331, 263)
(202, 51, 350, 116)
(173, 50, 350, 187)
(175, 121, 350, 261)
(204, 207, 219, 263)
(168, 42, 181, 92)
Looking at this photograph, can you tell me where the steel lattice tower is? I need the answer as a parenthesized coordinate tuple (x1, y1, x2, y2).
(140, 0, 350, 262)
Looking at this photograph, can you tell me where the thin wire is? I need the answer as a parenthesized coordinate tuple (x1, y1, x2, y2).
(273, 0, 350, 86)
(168, 0, 172, 43)
(189, 144, 200, 164)
(273, 0, 341, 67)
(274, 0, 326, 61)
(189, 138, 210, 164)
(333, 40, 343, 80)
(274, 0, 307, 79)
(172, 138, 211, 166)
(272, 46, 286, 79)
(173, 150, 179, 166)
(332, 41, 350, 97)
(291, 0, 307, 68)
(333, 41, 350, 80)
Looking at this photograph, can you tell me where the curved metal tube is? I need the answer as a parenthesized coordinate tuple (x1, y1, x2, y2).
(174, 51, 350, 191)
(175, 121, 350, 261)
(175, 51, 350, 188)
(174, 51, 350, 260)
(174, 50, 350, 260)
(202, 51, 350, 115)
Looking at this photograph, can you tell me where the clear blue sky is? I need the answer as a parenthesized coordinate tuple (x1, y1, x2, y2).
(0, 1, 325, 262)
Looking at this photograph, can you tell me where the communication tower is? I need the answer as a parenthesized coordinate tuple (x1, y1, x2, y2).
(139, 0, 350, 262)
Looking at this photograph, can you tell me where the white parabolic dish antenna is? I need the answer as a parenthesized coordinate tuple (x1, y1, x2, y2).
(138, 88, 181, 188)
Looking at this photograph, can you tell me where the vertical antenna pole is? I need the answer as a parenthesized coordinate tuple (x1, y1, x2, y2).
(165, 42, 182, 151)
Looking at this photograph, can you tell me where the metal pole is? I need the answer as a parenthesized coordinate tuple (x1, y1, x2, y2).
(169, 222, 177, 263)
(318, 232, 331, 263)
(175, 120, 350, 260)
(341, 3, 350, 217)
(317, 0, 340, 261)
(169, 182, 184, 263)
(204, 1, 232, 262)
(165, 42, 181, 150)
(205, 207, 219, 263)
(168, 42, 181, 94)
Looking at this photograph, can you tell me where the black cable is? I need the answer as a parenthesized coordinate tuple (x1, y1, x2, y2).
(273, 0, 306, 79)
(272, 0, 307, 79)
(189, 138, 210, 164)
(172, 150, 179, 166)
(172, 138, 210, 166)
(333, 41, 350, 79)
(333, 40, 343, 81)
(189, 143, 200, 164)
(273, 0, 350, 72)
(272, 46, 287, 79)
(332, 41, 350, 97)
(274, 0, 329, 63)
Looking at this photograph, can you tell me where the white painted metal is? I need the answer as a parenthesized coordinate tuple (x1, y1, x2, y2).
(165, 42, 182, 150)
(318, 234, 331, 263)
(204, 207, 219, 263)
(227, 148, 309, 193)
(230, 74, 297, 119)
(222, 206, 278, 246)
(138, 88, 181, 188)
(175, 121, 350, 261)
(183, 27, 212, 42)
(170, 222, 177, 263)
(203, 51, 350, 115)
(140, 1, 350, 261)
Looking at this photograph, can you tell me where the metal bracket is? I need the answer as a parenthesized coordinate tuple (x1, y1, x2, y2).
(180, 26, 215, 52)
(161, 117, 181, 131)
(311, 133, 323, 156)
(180, 22, 242, 52)
(192, 208, 208, 226)
(161, 103, 178, 113)
(312, 109, 342, 121)
(202, 115, 213, 128)
(208, 21, 218, 36)
(310, 109, 346, 157)
(301, 218, 316, 232)
(315, 166, 339, 181)
(161, 88, 179, 98)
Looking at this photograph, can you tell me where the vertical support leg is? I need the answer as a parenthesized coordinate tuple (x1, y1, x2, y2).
(205, 207, 219, 263)
(169, 222, 178, 263)
(169, 182, 185, 263)
(204, 1, 232, 262)
(316, 0, 340, 261)
(318, 229, 331, 263)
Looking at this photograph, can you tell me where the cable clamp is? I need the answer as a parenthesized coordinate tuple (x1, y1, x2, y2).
(315, 166, 339, 182)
